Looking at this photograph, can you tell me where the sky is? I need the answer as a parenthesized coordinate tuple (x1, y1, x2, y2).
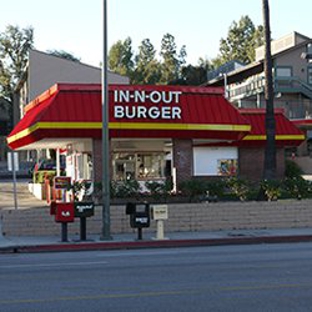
(1, 0, 312, 67)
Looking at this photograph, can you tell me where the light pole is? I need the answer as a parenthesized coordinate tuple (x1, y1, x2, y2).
(101, 0, 111, 240)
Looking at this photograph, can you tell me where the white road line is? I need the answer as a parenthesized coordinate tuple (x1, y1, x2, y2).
(0, 261, 108, 269)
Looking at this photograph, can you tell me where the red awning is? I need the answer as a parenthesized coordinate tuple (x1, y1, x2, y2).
(7, 84, 251, 150)
(239, 109, 305, 147)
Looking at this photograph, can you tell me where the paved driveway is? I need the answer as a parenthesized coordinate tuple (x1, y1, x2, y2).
(0, 180, 47, 210)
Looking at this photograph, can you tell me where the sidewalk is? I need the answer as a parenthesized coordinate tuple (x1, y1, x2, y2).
(2, 181, 312, 253)
(1, 227, 312, 254)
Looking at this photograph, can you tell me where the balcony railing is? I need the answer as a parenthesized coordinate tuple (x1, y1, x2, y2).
(228, 76, 265, 101)
(235, 98, 312, 120)
(274, 76, 312, 100)
(228, 75, 312, 102)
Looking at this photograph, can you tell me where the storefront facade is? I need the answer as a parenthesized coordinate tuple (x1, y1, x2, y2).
(7, 84, 304, 190)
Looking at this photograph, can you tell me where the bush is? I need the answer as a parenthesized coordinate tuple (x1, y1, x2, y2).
(205, 180, 226, 198)
(145, 179, 173, 201)
(285, 160, 303, 178)
(179, 179, 207, 202)
(282, 177, 312, 199)
(260, 180, 281, 201)
(114, 180, 141, 198)
(225, 177, 250, 201)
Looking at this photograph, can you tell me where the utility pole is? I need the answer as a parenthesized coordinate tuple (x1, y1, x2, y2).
(101, 0, 111, 240)
(262, 0, 276, 180)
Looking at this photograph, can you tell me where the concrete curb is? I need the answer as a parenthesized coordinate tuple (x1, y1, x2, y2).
(2, 234, 312, 254)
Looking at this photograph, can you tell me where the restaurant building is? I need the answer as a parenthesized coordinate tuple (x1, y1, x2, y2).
(7, 83, 304, 191)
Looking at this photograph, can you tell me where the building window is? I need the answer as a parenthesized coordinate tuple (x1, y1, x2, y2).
(113, 152, 165, 181)
(275, 66, 292, 77)
(193, 147, 238, 176)
(275, 66, 292, 88)
(307, 67, 312, 85)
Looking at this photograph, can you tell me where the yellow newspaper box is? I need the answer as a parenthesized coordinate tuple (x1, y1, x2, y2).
(151, 205, 168, 240)
(151, 205, 168, 220)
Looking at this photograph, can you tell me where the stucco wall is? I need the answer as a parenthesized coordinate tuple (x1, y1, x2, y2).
(28, 50, 130, 102)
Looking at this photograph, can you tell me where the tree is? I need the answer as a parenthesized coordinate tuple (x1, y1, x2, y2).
(0, 25, 34, 127)
(133, 39, 161, 85)
(47, 49, 80, 62)
(262, 0, 276, 181)
(178, 58, 212, 85)
(108, 37, 134, 79)
(213, 15, 264, 66)
(159, 33, 187, 84)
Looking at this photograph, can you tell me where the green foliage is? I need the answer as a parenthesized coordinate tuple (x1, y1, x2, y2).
(145, 179, 173, 201)
(212, 15, 264, 66)
(159, 33, 186, 84)
(108, 15, 261, 85)
(133, 39, 161, 85)
(0, 24, 33, 122)
(108, 33, 190, 85)
(108, 37, 134, 78)
(285, 160, 303, 178)
(205, 180, 226, 198)
(113, 180, 141, 198)
(260, 180, 281, 201)
(226, 177, 250, 201)
(179, 179, 207, 202)
(47, 50, 80, 62)
(282, 177, 311, 199)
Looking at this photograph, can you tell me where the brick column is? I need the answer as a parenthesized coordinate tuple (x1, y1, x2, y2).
(239, 147, 285, 181)
(92, 139, 114, 183)
(172, 139, 193, 187)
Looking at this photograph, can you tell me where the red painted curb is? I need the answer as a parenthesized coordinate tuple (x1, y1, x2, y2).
(1, 235, 312, 254)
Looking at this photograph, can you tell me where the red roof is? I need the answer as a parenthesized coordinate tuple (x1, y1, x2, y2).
(292, 118, 312, 130)
(239, 109, 305, 147)
(7, 84, 251, 150)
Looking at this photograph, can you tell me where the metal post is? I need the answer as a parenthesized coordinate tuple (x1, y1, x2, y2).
(11, 151, 18, 210)
(80, 217, 87, 241)
(137, 228, 143, 241)
(101, 0, 111, 240)
(61, 223, 68, 242)
(56, 148, 60, 177)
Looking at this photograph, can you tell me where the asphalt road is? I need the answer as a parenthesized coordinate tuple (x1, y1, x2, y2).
(1, 243, 312, 311)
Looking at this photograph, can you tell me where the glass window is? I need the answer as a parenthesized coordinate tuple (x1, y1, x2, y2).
(275, 67, 292, 77)
(113, 152, 165, 181)
(113, 153, 136, 181)
(137, 154, 164, 179)
(308, 67, 312, 85)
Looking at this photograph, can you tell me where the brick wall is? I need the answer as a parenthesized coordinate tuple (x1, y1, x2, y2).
(173, 139, 193, 185)
(239, 147, 285, 180)
(1, 200, 312, 237)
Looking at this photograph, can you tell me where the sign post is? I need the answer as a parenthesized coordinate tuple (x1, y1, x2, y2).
(8, 151, 18, 210)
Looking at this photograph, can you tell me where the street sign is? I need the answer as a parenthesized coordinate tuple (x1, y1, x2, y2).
(7, 152, 19, 171)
